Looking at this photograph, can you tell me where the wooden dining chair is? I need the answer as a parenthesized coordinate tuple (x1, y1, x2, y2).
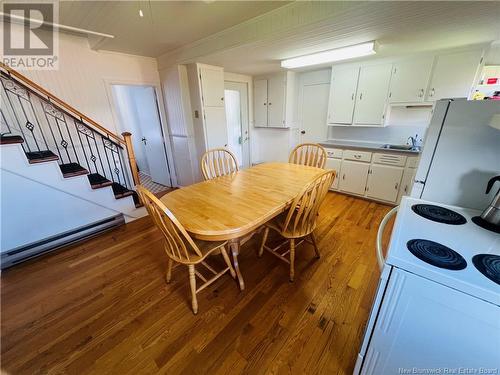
(258, 169, 336, 281)
(136, 185, 236, 314)
(201, 148, 239, 180)
(289, 143, 327, 169)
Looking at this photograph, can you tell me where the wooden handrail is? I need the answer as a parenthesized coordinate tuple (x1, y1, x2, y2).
(0, 62, 125, 145)
(122, 132, 140, 187)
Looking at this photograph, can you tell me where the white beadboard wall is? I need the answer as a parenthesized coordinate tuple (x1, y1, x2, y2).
(6, 23, 161, 136)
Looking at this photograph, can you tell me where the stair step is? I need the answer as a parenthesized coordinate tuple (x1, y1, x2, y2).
(88, 173, 113, 189)
(132, 192, 142, 208)
(111, 182, 135, 199)
(0, 135, 24, 145)
(59, 163, 89, 177)
(26, 150, 59, 164)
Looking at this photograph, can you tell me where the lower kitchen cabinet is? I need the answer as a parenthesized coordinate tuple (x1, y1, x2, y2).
(325, 157, 341, 189)
(326, 147, 420, 205)
(366, 164, 404, 203)
(338, 160, 370, 195)
(397, 167, 417, 202)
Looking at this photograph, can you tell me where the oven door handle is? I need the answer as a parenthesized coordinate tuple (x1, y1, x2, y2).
(376, 206, 399, 270)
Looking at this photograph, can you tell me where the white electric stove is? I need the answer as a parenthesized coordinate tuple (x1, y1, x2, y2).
(354, 197, 500, 375)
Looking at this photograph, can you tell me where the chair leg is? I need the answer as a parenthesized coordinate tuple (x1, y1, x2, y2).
(166, 258, 173, 283)
(259, 227, 269, 258)
(310, 232, 320, 258)
(188, 265, 198, 314)
(289, 239, 295, 282)
(220, 245, 236, 279)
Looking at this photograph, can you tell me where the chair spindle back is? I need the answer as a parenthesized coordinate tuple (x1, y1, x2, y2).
(137, 186, 203, 262)
(289, 143, 327, 169)
(201, 148, 239, 180)
(281, 170, 336, 237)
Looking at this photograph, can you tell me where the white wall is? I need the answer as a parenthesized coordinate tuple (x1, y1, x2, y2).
(0, 167, 116, 252)
(4, 22, 161, 137)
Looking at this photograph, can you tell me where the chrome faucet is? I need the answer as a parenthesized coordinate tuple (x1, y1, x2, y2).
(407, 134, 420, 150)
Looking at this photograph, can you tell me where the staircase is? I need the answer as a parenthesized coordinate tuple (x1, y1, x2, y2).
(0, 63, 144, 266)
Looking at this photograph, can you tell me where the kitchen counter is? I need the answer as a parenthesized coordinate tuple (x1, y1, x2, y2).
(320, 140, 421, 154)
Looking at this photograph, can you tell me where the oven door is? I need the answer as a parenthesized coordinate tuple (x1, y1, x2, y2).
(359, 268, 500, 374)
(353, 264, 392, 374)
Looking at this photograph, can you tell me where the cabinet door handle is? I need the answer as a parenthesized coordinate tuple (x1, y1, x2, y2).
(269, 102, 272, 105)
(342, 174, 346, 180)
(419, 89, 424, 98)
(351, 93, 354, 100)
(395, 183, 399, 190)
(429, 88, 435, 97)
(404, 185, 408, 193)
(359, 93, 363, 100)
(221, 97, 224, 101)
(264, 103, 267, 106)
(354, 155, 361, 159)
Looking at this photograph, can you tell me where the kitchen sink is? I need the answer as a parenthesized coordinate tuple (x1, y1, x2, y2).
(381, 144, 420, 151)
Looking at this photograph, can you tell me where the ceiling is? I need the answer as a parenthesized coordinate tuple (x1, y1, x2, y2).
(58, 1, 500, 75)
(59, 1, 289, 57)
(197, 1, 500, 75)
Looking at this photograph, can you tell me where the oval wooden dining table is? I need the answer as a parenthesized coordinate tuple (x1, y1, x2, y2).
(160, 162, 325, 290)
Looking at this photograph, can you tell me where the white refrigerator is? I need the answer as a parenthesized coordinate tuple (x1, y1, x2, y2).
(411, 98, 500, 210)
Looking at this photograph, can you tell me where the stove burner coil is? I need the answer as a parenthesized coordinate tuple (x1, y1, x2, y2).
(407, 239, 467, 270)
(411, 204, 467, 225)
(472, 254, 500, 285)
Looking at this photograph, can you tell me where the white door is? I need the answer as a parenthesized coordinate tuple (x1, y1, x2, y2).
(327, 66, 359, 124)
(361, 269, 500, 374)
(204, 106, 228, 150)
(300, 83, 330, 143)
(354, 64, 392, 125)
(111, 85, 172, 187)
(254, 79, 268, 127)
(389, 56, 434, 103)
(397, 168, 416, 203)
(200, 66, 225, 107)
(338, 160, 370, 195)
(267, 74, 285, 127)
(224, 81, 250, 168)
(325, 158, 341, 189)
(426, 49, 482, 100)
(366, 164, 404, 203)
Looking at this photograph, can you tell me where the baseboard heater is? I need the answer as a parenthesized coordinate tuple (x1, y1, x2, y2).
(1, 214, 125, 269)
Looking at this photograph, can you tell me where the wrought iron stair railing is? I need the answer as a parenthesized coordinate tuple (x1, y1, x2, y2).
(0, 63, 140, 203)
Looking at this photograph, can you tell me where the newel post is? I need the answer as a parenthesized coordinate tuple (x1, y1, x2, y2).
(122, 132, 140, 187)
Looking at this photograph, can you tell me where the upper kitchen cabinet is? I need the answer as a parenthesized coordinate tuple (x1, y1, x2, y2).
(389, 56, 434, 103)
(327, 66, 359, 125)
(187, 63, 228, 167)
(426, 49, 483, 101)
(199, 65, 225, 107)
(254, 71, 296, 128)
(353, 63, 392, 126)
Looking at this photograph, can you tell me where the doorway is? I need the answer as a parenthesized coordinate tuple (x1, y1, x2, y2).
(224, 81, 250, 168)
(300, 83, 330, 143)
(111, 84, 173, 193)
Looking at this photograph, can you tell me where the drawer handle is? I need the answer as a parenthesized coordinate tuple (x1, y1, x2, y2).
(354, 155, 361, 159)
(395, 183, 399, 190)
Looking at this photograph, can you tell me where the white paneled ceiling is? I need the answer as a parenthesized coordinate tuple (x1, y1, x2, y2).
(59, 1, 500, 75)
(59, 1, 290, 57)
(196, 1, 500, 74)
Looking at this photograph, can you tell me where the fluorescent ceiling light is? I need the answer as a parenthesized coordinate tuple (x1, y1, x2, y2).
(281, 42, 377, 69)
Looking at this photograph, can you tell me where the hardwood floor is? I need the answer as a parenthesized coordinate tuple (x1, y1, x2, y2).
(1, 192, 393, 375)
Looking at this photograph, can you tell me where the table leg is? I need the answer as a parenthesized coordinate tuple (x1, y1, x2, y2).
(229, 239, 245, 291)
